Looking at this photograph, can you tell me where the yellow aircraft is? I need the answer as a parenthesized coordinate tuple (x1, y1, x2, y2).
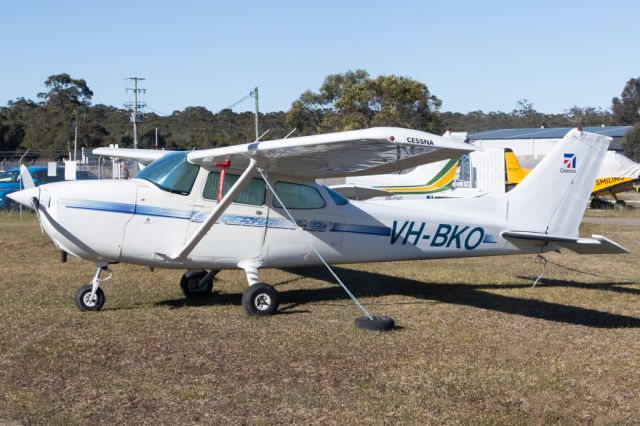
(505, 150, 639, 209)
(504, 149, 530, 191)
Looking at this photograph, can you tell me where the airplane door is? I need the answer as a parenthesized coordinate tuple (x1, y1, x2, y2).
(185, 171, 268, 266)
(185, 201, 268, 265)
(121, 180, 194, 262)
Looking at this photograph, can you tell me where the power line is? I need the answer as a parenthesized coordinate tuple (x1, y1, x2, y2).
(215, 92, 253, 114)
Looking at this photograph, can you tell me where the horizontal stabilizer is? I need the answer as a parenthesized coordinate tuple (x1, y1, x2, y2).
(330, 184, 394, 200)
(502, 231, 628, 254)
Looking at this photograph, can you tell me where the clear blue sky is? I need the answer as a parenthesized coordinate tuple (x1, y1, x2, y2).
(2, 0, 639, 115)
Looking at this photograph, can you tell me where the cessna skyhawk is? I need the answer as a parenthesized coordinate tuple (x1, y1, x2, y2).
(9, 127, 627, 324)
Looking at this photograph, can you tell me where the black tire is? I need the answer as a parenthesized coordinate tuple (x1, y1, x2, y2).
(180, 270, 214, 298)
(354, 316, 396, 331)
(590, 198, 602, 209)
(242, 283, 279, 316)
(5, 198, 19, 212)
(74, 285, 105, 312)
(615, 200, 627, 210)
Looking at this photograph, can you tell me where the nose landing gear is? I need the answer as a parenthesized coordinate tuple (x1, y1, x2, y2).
(74, 265, 112, 311)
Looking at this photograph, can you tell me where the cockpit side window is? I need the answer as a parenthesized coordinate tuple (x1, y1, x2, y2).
(202, 172, 266, 206)
(136, 152, 199, 195)
(272, 182, 326, 209)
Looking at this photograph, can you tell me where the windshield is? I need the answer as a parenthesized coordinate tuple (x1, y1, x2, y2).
(0, 171, 19, 184)
(136, 152, 199, 195)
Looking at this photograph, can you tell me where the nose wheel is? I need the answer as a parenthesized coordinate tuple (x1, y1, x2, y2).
(242, 282, 279, 316)
(74, 265, 112, 312)
(74, 285, 105, 311)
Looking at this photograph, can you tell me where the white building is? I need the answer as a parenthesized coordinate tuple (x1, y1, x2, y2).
(468, 126, 631, 162)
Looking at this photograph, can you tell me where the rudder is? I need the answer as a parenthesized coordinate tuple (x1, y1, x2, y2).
(506, 129, 610, 236)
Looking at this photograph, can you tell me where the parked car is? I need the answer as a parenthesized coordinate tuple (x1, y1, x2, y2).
(0, 166, 97, 209)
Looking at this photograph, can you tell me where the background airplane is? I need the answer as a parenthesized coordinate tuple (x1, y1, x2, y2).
(505, 149, 640, 209)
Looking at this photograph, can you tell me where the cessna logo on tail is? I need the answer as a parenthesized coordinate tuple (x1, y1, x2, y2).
(561, 153, 577, 173)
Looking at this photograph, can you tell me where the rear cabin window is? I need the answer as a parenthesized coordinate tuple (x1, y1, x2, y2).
(322, 185, 349, 205)
(272, 182, 326, 209)
(203, 172, 266, 206)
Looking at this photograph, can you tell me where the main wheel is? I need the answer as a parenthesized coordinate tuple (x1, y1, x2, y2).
(180, 270, 214, 298)
(615, 200, 627, 210)
(242, 283, 279, 316)
(590, 198, 602, 209)
(74, 285, 105, 312)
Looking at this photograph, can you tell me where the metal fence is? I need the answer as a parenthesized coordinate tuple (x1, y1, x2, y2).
(0, 155, 136, 180)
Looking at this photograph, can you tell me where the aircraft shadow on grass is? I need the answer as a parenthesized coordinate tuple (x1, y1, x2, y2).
(157, 266, 640, 329)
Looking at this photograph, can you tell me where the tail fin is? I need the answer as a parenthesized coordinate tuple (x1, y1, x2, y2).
(20, 165, 35, 189)
(506, 129, 610, 236)
(504, 149, 530, 186)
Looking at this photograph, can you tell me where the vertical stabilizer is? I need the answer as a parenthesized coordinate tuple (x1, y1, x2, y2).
(506, 129, 610, 236)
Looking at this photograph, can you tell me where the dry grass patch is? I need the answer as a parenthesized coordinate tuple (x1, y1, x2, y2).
(0, 212, 638, 424)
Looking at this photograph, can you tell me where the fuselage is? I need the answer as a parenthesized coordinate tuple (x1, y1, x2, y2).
(27, 162, 530, 271)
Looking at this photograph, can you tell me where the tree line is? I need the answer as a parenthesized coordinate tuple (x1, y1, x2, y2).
(1, 72, 639, 160)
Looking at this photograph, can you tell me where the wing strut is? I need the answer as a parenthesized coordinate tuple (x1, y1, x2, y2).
(257, 167, 381, 323)
(169, 158, 257, 260)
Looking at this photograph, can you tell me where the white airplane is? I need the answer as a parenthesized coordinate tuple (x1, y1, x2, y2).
(328, 130, 487, 200)
(8, 127, 627, 329)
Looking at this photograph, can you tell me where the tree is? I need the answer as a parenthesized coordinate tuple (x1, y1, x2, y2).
(286, 70, 442, 134)
(564, 106, 612, 127)
(36, 73, 94, 150)
(612, 77, 640, 125)
(621, 125, 640, 162)
(37, 73, 93, 112)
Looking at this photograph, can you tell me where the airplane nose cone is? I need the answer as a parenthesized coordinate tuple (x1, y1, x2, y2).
(7, 187, 39, 210)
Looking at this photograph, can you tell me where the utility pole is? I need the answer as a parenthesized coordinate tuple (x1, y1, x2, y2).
(124, 77, 146, 149)
(73, 116, 78, 161)
(250, 87, 259, 140)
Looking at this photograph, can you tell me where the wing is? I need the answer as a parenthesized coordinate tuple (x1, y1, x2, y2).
(187, 127, 477, 178)
(92, 148, 172, 165)
(592, 177, 639, 196)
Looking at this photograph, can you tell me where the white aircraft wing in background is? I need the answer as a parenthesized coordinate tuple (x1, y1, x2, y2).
(92, 148, 171, 165)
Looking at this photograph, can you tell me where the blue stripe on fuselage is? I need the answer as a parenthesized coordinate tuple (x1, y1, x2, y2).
(62, 199, 393, 237)
(330, 223, 391, 236)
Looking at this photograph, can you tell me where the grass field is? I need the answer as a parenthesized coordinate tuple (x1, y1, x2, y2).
(0, 212, 639, 424)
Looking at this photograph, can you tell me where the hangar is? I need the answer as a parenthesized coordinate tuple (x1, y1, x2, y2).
(468, 126, 631, 161)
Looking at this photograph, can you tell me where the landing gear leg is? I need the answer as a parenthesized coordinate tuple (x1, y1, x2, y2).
(74, 265, 112, 311)
(240, 263, 279, 316)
